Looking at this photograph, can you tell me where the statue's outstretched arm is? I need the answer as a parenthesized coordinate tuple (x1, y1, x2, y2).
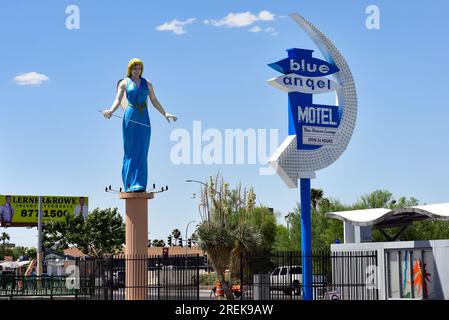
(103, 80, 126, 119)
(147, 80, 178, 123)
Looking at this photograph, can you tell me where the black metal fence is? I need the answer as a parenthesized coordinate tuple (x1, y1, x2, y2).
(0, 274, 76, 299)
(75, 254, 200, 300)
(239, 250, 378, 300)
(0, 251, 378, 300)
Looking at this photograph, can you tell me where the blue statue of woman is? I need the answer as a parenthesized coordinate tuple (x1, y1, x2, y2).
(103, 58, 177, 192)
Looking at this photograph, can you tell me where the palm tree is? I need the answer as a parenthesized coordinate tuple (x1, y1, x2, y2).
(311, 188, 324, 211)
(1, 232, 10, 255)
(172, 229, 181, 245)
(190, 232, 198, 245)
(152, 239, 166, 247)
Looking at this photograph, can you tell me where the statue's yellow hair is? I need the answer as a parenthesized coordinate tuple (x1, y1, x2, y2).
(127, 58, 144, 77)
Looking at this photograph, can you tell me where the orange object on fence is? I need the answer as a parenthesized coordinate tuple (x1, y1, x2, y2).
(215, 281, 224, 299)
(24, 259, 36, 276)
(18, 280, 23, 290)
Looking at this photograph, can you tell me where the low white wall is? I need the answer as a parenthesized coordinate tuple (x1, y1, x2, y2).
(331, 240, 449, 300)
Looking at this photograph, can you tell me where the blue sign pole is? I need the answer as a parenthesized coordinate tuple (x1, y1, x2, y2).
(300, 178, 313, 300)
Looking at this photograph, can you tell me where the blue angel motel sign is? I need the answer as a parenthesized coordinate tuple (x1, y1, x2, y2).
(268, 48, 341, 150)
(267, 13, 357, 301)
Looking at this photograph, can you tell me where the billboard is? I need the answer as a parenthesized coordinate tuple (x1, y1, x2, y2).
(0, 195, 89, 227)
(267, 13, 357, 188)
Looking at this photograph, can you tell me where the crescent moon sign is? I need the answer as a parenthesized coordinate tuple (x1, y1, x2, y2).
(268, 13, 358, 188)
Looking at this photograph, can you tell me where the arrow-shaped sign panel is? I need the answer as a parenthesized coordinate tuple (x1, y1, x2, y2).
(268, 55, 339, 77)
(267, 73, 341, 94)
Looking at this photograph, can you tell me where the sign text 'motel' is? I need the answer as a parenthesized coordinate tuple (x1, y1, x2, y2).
(268, 48, 341, 149)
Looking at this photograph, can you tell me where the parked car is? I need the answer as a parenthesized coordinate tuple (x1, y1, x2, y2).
(270, 266, 327, 295)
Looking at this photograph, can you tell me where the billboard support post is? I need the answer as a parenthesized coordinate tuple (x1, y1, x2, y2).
(37, 196, 43, 276)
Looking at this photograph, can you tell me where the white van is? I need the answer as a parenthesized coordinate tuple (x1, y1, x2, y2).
(270, 266, 327, 295)
(270, 265, 302, 295)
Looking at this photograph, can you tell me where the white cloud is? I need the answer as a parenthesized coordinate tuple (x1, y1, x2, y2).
(263, 27, 278, 36)
(206, 10, 275, 28)
(156, 18, 196, 35)
(249, 26, 262, 33)
(13, 72, 49, 86)
(208, 12, 257, 27)
(258, 10, 275, 21)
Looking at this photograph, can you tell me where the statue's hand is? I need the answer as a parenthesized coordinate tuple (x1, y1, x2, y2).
(165, 112, 178, 123)
(103, 109, 113, 119)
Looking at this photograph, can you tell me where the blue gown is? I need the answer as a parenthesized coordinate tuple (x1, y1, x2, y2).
(122, 77, 151, 192)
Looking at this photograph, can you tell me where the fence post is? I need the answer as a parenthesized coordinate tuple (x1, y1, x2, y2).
(157, 255, 160, 300)
(289, 251, 293, 301)
(109, 256, 114, 301)
(50, 275, 53, 300)
(9, 273, 14, 300)
(75, 257, 79, 300)
(375, 251, 379, 300)
(196, 254, 200, 300)
(240, 251, 243, 301)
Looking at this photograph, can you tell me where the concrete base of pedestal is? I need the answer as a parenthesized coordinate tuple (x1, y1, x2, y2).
(119, 192, 154, 300)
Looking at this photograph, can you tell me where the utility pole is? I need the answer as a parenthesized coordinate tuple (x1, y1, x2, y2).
(36, 196, 43, 276)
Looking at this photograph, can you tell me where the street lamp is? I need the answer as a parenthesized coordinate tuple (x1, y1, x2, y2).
(186, 179, 221, 271)
(186, 179, 222, 222)
(185, 179, 207, 186)
(185, 179, 222, 197)
(185, 220, 196, 255)
(285, 213, 291, 230)
(285, 213, 293, 244)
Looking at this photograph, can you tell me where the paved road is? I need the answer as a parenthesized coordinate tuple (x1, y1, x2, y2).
(88, 288, 216, 300)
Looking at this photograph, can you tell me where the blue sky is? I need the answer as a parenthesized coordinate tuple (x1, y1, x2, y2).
(1, 0, 448, 248)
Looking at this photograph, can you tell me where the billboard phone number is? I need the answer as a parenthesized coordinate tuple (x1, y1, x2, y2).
(20, 209, 68, 218)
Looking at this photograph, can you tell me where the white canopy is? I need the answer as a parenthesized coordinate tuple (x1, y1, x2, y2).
(326, 203, 449, 227)
(0, 260, 30, 269)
